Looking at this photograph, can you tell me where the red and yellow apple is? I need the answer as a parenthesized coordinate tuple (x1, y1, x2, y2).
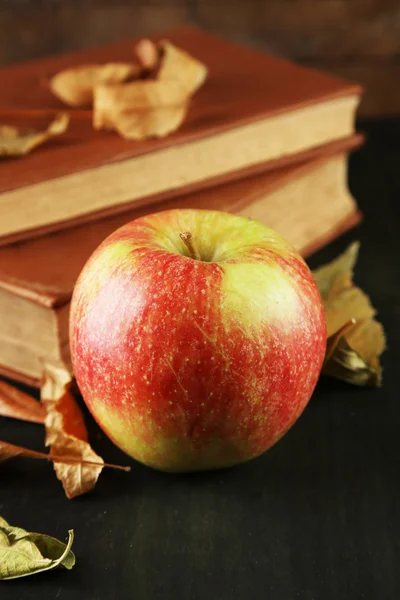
(70, 209, 326, 472)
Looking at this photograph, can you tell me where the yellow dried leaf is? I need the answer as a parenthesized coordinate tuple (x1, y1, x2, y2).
(93, 40, 207, 140)
(93, 80, 188, 140)
(313, 243, 386, 386)
(159, 40, 208, 95)
(41, 365, 104, 499)
(50, 63, 141, 107)
(0, 380, 45, 425)
(0, 113, 69, 157)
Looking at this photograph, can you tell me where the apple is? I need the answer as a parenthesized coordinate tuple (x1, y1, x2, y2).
(70, 209, 326, 472)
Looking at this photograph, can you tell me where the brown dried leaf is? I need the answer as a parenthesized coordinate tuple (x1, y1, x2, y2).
(135, 38, 160, 71)
(50, 63, 141, 107)
(0, 380, 45, 424)
(41, 365, 104, 499)
(158, 40, 208, 95)
(313, 243, 386, 386)
(0, 113, 69, 157)
(93, 80, 188, 140)
(1, 370, 129, 499)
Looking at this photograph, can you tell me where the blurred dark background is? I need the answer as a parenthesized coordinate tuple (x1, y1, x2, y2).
(1, 0, 399, 118)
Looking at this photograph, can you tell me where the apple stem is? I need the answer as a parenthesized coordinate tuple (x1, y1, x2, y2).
(179, 231, 201, 261)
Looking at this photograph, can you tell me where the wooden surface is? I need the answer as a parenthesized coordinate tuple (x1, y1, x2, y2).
(1, 1, 400, 117)
(0, 119, 399, 599)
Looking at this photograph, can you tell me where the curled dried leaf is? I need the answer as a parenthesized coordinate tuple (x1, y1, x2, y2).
(0, 516, 74, 580)
(313, 243, 386, 386)
(94, 80, 188, 140)
(0, 380, 45, 424)
(135, 38, 160, 71)
(159, 40, 208, 95)
(41, 365, 104, 499)
(323, 319, 356, 366)
(93, 40, 207, 140)
(323, 326, 383, 387)
(0, 113, 69, 157)
(50, 63, 141, 107)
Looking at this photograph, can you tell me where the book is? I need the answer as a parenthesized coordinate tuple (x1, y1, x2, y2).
(0, 26, 362, 245)
(0, 148, 360, 387)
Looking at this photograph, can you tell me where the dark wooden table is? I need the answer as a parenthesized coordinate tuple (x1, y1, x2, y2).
(1, 120, 399, 600)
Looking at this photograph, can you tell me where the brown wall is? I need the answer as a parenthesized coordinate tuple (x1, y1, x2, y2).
(1, 0, 399, 118)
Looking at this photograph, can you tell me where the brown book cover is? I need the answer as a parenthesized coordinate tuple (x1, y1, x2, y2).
(0, 140, 361, 310)
(0, 26, 362, 244)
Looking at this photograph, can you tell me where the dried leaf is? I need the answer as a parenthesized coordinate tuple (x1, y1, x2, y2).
(41, 365, 104, 499)
(0, 380, 45, 424)
(313, 243, 386, 386)
(0, 113, 69, 157)
(135, 38, 160, 71)
(0, 365, 129, 500)
(93, 40, 207, 140)
(0, 439, 130, 472)
(323, 327, 383, 387)
(158, 39, 208, 95)
(50, 63, 141, 107)
(93, 80, 188, 139)
(0, 516, 74, 580)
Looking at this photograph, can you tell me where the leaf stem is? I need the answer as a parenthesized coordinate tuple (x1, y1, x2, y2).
(0, 440, 130, 472)
(48, 455, 131, 472)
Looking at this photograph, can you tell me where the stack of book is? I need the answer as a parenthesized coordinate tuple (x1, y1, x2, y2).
(0, 27, 363, 387)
